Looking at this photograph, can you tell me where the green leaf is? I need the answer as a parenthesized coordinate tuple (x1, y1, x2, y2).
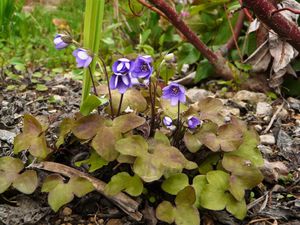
(183, 132, 202, 153)
(0, 156, 24, 172)
(48, 182, 74, 212)
(75, 150, 108, 172)
(222, 155, 263, 201)
(35, 84, 48, 92)
(160, 98, 188, 119)
(156, 201, 175, 224)
(91, 126, 121, 161)
(192, 175, 207, 207)
(68, 177, 94, 197)
(162, 173, 189, 195)
(56, 118, 75, 148)
(115, 135, 148, 157)
(175, 186, 200, 225)
(72, 114, 105, 140)
(226, 127, 263, 167)
(177, 43, 200, 65)
(0, 172, 12, 194)
(199, 170, 230, 210)
(226, 195, 247, 220)
(195, 97, 224, 125)
(195, 60, 214, 82)
(104, 172, 143, 197)
(154, 130, 170, 146)
(80, 94, 108, 116)
(110, 89, 147, 113)
(198, 153, 221, 174)
(41, 174, 64, 192)
(112, 113, 146, 133)
(12, 170, 38, 194)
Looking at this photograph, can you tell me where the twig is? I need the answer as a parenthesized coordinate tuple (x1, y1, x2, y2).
(220, 10, 245, 57)
(238, 0, 254, 21)
(147, 0, 233, 80)
(30, 161, 142, 221)
(263, 102, 285, 134)
(136, 0, 168, 20)
(271, 7, 300, 16)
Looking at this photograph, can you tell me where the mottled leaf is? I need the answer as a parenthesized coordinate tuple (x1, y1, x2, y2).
(160, 98, 188, 119)
(75, 150, 108, 172)
(12, 170, 38, 194)
(56, 118, 75, 148)
(68, 177, 94, 197)
(72, 114, 105, 140)
(156, 201, 175, 224)
(91, 126, 121, 161)
(113, 113, 146, 133)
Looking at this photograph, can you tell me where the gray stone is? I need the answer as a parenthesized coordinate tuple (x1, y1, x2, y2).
(186, 88, 214, 103)
(220, 107, 240, 117)
(277, 129, 293, 153)
(260, 134, 276, 145)
(258, 144, 273, 155)
(256, 102, 273, 117)
(0, 130, 16, 144)
(255, 125, 263, 132)
(288, 97, 300, 111)
(233, 90, 267, 104)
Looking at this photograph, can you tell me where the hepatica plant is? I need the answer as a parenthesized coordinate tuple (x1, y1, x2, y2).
(3, 4, 265, 225)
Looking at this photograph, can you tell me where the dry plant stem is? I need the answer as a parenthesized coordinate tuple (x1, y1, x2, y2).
(117, 94, 124, 116)
(243, 0, 300, 52)
(98, 55, 114, 117)
(238, 0, 254, 21)
(148, 0, 233, 80)
(31, 161, 142, 221)
(220, 10, 245, 57)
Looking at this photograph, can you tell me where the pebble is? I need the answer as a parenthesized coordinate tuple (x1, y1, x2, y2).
(258, 144, 273, 155)
(255, 125, 263, 132)
(220, 107, 240, 117)
(256, 102, 273, 117)
(0, 130, 16, 144)
(260, 134, 276, 145)
(62, 207, 72, 216)
(288, 97, 300, 111)
(233, 90, 267, 104)
(186, 88, 214, 103)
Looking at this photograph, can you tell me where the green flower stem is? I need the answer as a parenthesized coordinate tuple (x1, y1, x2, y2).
(81, 0, 105, 111)
(117, 94, 124, 117)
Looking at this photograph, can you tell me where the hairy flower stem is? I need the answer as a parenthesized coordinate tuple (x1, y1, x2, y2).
(171, 101, 181, 147)
(149, 78, 155, 136)
(98, 55, 114, 118)
(88, 66, 101, 114)
(117, 94, 124, 117)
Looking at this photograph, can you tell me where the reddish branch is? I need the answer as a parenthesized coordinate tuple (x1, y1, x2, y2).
(147, 0, 233, 80)
(243, 0, 300, 52)
(272, 7, 300, 16)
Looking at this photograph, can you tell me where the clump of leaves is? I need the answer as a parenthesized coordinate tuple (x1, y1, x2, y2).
(0, 156, 38, 194)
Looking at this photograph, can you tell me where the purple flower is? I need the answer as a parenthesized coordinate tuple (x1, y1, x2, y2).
(109, 73, 132, 94)
(72, 48, 93, 68)
(130, 56, 153, 80)
(112, 58, 131, 74)
(163, 116, 173, 127)
(187, 116, 201, 129)
(54, 34, 71, 50)
(162, 82, 186, 106)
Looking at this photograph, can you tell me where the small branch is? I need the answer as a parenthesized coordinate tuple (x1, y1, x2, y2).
(243, 0, 300, 52)
(136, 0, 168, 20)
(263, 102, 285, 134)
(238, 0, 254, 21)
(147, 0, 233, 80)
(31, 162, 142, 221)
(220, 10, 245, 57)
(271, 7, 300, 16)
